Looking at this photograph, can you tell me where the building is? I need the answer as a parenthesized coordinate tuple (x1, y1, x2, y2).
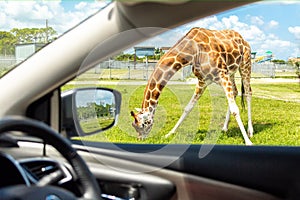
(15, 43, 45, 62)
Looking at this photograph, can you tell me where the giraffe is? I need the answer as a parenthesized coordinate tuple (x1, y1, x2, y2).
(131, 27, 253, 145)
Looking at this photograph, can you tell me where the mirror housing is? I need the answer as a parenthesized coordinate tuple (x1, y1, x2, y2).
(61, 87, 121, 138)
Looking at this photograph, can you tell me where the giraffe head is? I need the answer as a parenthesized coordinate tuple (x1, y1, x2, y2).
(130, 108, 154, 139)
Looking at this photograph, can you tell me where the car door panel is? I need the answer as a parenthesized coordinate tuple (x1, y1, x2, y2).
(75, 146, 279, 200)
(73, 142, 300, 199)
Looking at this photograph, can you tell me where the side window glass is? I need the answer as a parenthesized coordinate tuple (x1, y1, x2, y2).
(63, 1, 300, 145)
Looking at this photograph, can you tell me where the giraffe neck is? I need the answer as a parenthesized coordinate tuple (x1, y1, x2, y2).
(141, 53, 193, 113)
(140, 28, 199, 114)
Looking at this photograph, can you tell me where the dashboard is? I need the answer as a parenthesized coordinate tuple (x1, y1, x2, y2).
(0, 151, 81, 195)
(0, 139, 143, 200)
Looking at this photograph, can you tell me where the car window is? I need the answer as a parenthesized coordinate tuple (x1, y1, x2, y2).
(62, 1, 300, 146)
(1, 1, 299, 146)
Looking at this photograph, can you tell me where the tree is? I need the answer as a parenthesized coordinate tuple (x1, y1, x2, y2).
(114, 53, 142, 61)
(295, 62, 300, 78)
(10, 27, 57, 44)
(0, 31, 16, 55)
(271, 59, 286, 65)
(154, 48, 164, 60)
(0, 27, 57, 56)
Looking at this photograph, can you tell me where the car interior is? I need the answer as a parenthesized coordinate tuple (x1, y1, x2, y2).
(0, 1, 299, 200)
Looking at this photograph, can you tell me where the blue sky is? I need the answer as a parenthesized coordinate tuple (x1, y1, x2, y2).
(215, 1, 300, 60)
(138, 1, 300, 60)
(1, 1, 300, 60)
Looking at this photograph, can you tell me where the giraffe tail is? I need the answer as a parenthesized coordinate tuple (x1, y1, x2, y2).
(241, 81, 246, 111)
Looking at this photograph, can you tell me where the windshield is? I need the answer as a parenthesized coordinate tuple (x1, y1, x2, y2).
(0, 0, 110, 78)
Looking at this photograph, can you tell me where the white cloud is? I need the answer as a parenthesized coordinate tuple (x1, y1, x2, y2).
(3, 1, 36, 20)
(138, 28, 184, 48)
(202, 15, 266, 43)
(32, 4, 55, 20)
(182, 16, 219, 30)
(250, 16, 264, 26)
(144, 13, 293, 60)
(0, 1, 107, 34)
(140, 14, 268, 49)
(258, 38, 292, 59)
(2, 1, 294, 60)
(279, 1, 300, 4)
(239, 25, 265, 41)
(268, 20, 279, 29)
(288, 26, 300, 39)
(75, 2, 88, 10)
(221, 15, 239, 29)
(261, 39, 291, 49)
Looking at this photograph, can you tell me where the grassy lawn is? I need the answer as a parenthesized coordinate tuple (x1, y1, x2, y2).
(62, 81, 300, 145)
(79, 118, 114, 133)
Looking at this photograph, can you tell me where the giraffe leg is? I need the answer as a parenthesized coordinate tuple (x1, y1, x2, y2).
(222, 108, 231, 132)
(221, 73, 252, 145)
(246, 94, 253, 137)
(165, 80, 206, 138)
(222, 75, 238, 132)
(242, 77, 253, 138)
(229, 101, 252, 145)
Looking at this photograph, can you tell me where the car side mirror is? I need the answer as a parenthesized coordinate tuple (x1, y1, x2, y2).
(61, 87, 121, 137)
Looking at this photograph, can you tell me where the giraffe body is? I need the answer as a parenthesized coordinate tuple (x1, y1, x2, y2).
(131, 28, 253, 145)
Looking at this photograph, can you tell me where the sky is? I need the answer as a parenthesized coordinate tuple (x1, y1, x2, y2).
(140, 1, 300, 61)
(0, 0, 109, 35)
(1, 1, 300, 60)
(76, 89, 114, 107)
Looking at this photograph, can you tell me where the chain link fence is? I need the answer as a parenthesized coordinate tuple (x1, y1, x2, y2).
(93, 60, 193, 80)
(0, 55, 17, 75)
(1, 55, 298, 80)
(252, 62, 297, 78)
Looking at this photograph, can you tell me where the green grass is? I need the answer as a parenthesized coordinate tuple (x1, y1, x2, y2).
(79, 118, 114, 133)
(251, 83, 300, 102)
(62, 82, 300, 145)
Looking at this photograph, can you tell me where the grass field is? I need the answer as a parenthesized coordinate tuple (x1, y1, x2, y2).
(79, 118, 114, 133)
(62, 81, 300, 145)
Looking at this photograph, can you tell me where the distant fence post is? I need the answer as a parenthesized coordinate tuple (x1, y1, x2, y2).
(145, 56, 149, 80)
(109, 59, 112, 79)
(128, 64, 130, 79)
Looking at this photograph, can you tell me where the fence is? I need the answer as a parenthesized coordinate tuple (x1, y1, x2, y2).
(92, 60, 297, 80)
(93, 60, 193, 80)
(0, 55, 17, 75)
(0, 55, 17, 68)
(252, 62, 296, 78)
(1, 55, 297, 80)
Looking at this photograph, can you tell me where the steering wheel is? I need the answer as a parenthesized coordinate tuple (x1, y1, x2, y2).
(0, 116, 102, 200)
